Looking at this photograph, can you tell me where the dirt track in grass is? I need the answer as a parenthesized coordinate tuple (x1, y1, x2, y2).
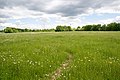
(50, 54, 73, 80)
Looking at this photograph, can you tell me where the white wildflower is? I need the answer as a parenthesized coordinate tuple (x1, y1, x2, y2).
(38, 62, 40, 65)
(3, 58, 5, 61)
(80, 60, 83, 61)
(88, 60, 91, 62)
(35, 61, 37, 64)
(27, 60, 29, 62)
(13, 62, 17, 64)
(18, 61, 20, 63)
(64, 76, 66, 78)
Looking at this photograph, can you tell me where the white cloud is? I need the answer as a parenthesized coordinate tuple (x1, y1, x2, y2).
(99, 19, 114, 24)
(95, 0, 120, 14)
(0, 23, 17, 27)
(99, 16, 120, 24)
(95, 7, 120, 14)
(0, 18, 8, 23)
(0, 0, 120, 29)
(45, 0, 64, 11)
(0, 6, 45, 19)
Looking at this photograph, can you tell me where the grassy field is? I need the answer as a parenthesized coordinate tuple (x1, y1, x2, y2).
(0, 32, 120, 80)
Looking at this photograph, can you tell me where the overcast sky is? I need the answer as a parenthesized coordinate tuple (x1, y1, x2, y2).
(0, 0, 120, 30)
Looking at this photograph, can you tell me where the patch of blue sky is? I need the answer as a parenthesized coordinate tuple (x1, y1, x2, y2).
(84, 13, 120, 22)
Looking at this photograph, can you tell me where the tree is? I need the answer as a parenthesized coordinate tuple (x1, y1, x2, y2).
(75, 26, 81, 31)
(67, 26, 72, 31)
(55, 25, 72, 32)
(55, 25, 62, 31)
(101, 24, 107, 31)
(13, 29, 18, 33)
(82, 25, 92, 31)
(117, 23, 120, 31)
(4, 27, 13, 33)
(25, 28, 29, 32)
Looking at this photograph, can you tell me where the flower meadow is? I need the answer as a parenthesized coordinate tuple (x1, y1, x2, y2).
(0, 32, 120, 80)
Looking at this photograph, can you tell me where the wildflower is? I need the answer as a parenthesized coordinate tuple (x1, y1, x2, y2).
(35, 61, 37, 64)
(3, 58, 5, 61)
(45, 74, 49, 77)
(13, 62, 17, 64)
(35, 75, 37, 77)
(80, 60, 83, 61)
(29, 61, 32, 64)
(46, 59, 49, 61)
(27, 60, 29, 62)
(38, 62, 40, 65)
(33, 53, 35, 54)
(32, 63, 34, 65)
(109, 61, 112, 64)
(71, 65, 73, 68)
(18, 61, 20, 63)
(41, 65, 43, 67)
(55, 73, 57, 76)
(109, 57, 111, 59)
(88, 60, 91, 62)
(20, 59, 23, 62)
(84, 57, 87, 59)
(63, 76, 66, 78)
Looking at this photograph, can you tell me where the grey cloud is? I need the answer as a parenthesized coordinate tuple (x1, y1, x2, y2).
(0, 20, 6, 23)
(26, 0, 120, 16)
(43, 0, 98, 16)
(0, 14, 9, 23)
(0, 14, 9, 18)
(0, 18, 8, 23)
(45, 0, 119, 16)
(0, 0, 8, 8)
(0, 0, 120, 17)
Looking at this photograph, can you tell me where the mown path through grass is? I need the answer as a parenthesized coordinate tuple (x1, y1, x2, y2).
(50, 54, 73, 80)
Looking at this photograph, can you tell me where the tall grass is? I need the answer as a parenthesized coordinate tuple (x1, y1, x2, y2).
(0, 32, 120, 80)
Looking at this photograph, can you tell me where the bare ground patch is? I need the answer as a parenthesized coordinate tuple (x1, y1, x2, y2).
(50, 54, 73, 80)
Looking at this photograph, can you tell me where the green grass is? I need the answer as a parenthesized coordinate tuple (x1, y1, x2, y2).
(0, 32, 120, 80)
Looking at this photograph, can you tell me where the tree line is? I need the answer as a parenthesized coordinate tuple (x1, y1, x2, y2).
(1, 22, 120, 33)
(56, 22, 120, 31)
(81, 22, 120, 31)
(2, 27, 55, 33)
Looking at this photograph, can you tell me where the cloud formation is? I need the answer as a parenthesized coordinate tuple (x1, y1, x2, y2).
(0, 0, 120, 29)
(0, 0, 120, 17)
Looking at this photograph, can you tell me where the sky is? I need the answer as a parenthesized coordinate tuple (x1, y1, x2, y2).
(0, 0, 120, 30)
